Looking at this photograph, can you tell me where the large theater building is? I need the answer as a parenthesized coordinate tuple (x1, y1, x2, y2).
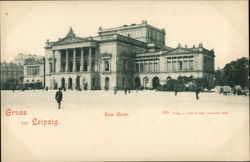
(44, 21, 215, 90)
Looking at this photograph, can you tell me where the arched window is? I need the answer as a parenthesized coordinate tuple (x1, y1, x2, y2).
(104, 60, 109, 71)
(105, 77, 109, 90)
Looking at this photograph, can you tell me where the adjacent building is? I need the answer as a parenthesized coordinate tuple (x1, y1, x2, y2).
(12, 53, 43, 65)
(1, 62, 24, 90)
(44, 21, 215, 90)
(23, 58, 45, 89)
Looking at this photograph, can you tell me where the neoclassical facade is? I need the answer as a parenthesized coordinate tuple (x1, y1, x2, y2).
(23, 58, 45, 89)
(45, 21, 215, 90)
(1, 62, 23, 90)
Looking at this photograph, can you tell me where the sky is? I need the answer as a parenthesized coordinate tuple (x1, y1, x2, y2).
(1, 1, 248, 68)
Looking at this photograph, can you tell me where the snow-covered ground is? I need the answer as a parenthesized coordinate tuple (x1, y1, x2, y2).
(1, 90, 249, 161)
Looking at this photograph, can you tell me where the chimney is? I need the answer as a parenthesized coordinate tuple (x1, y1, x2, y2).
(185, 45, 187, 48)
(193, 45, 195, 48)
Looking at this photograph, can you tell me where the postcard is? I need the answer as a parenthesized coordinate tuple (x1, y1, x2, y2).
(1, 1, 249, 161)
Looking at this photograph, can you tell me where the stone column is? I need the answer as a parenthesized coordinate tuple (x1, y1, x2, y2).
(80, 48, 84, 71)
(143, 60, 145, 72)
(148, 60, 150, 71)
(73, 48, 76, 72)
(66, 49, 69, 72)
(109, 58, 111, 72)
(95, 48, 98, 72)
(171, 58, 173, 71)
(58, 50, 61, 72)
(53, 51, 55, 73)
(188, 57, 190, 70)
(177, 58, 179, 71)
(72, 77, 76, 90)
(138, 62, 140, 72)
(88, 47, 92, 71)
(147, 60, 149, 72)
(55, 50, 61, 73)
(153, 60, 155, 71)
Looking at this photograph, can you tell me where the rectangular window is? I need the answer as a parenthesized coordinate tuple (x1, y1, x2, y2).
(140, 63, 144, 72)
(155, 59, 159, 71)
(172, 61, 177, 71)
(149, 60, 153, 71)
(104, 60, 110, 72)
(145, 61, 149, 72)
(178, 61, 183, 71)
(183, 57, 188, 70)
(167, 61, 171, 71)
(189, 56, 194, 70)
(123, 60, 127, 71)
(189, 60, 194, 70)
(91, 52, 96, 71)
(61, 63, 65, 72)
(83, 56, 88, 71)
(136, 63, 139, 72)
(49, 62, 53, 73)
(183, 61, 188, 70)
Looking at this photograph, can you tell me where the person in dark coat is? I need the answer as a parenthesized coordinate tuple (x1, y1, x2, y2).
(195, 86, 201, 100)
(55, 88, 63, 109)
(114, 86, 117, 95)
(174, 86, 178, 96)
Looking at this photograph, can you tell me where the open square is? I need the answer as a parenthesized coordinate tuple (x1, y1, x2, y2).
(1, 90, 249, 161)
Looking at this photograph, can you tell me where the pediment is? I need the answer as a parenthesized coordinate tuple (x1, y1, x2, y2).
(53, 36, 87, 46)
(167, 47, 194, 55)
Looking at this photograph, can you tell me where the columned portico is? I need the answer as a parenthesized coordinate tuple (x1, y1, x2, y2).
(58, 47, 97, 73)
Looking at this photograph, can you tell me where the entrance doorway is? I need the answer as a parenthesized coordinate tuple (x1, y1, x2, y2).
(143, 77, 149, 89)
(61, 78, 65, 89)
(135, 77, 141, 89)
(76, 76, 80, 90)
(68, 77, 72, 89)
(152, 77, 160, 89)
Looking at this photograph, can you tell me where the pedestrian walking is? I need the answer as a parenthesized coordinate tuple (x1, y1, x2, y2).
(124, 87, 127, 94)
(174, 87, 178, 96)
(55, 88, 63, 109)
(114, 86, 117, 95)
(195, 86, 201, 100)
